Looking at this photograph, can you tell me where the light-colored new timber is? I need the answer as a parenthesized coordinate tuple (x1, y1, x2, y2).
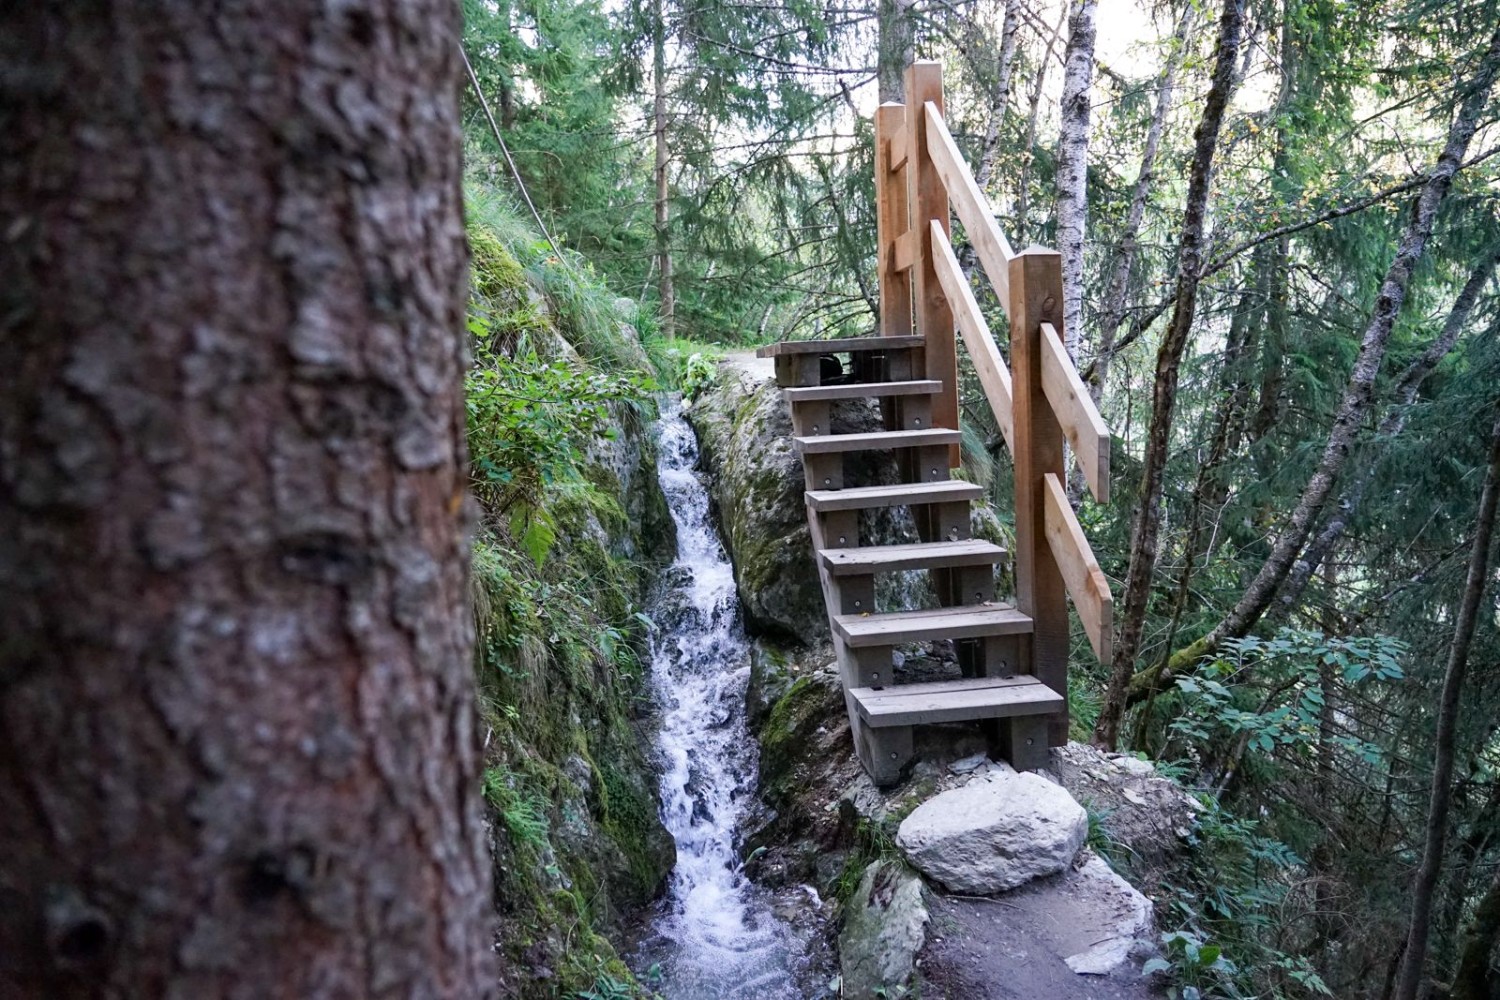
(821, 539, 1006, 576)
(755, 335, 924, 358)
(922, 101, 1014, 313)
(806, 480, 982, 512)
(835, 603, 1033, 647)
(1039, 321, 1110, 503)
(930, 221, 1015, 453)
(794, 428, 960, 455)
(783, 380, 940, 403)
(1042, 472, 1113, 663)
(851, 676, 1064, 728)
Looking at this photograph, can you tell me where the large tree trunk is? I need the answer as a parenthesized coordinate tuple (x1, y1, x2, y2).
(877, 0, 915, 103)
(653, 0, 675, 338)
(1395, 411, 1500, 1000)
(1089, 9, 1192, 405)
(1055, 0, 1098, 360)
(1092, 0, 1246, 750)
(0, 3, 495, 996)
(1153, 23, 1500, 681)
(1450, 866, 1500, 1000)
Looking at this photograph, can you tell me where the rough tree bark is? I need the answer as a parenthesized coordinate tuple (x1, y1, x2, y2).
(654, 0, 675, 337)
(0, 3, 495, 996)
(1092, 0, 1245, 750)
(1395, 411, 1500, 1000)
(878, 0, 915, 102)
(1146, 23, 1500, 687)
(1450, 866, 1500, 1000)
(1055, 0, 1098, 360)
(1090, 9, 1192, 405)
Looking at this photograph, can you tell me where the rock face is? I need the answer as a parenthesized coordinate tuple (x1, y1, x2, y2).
(838, 861, 929, 999)
(687, 360, 898, 644)
(1049, 742, 1199, 884)
(896, 770, 1088, 894)
(1062, 854, 1156, 974)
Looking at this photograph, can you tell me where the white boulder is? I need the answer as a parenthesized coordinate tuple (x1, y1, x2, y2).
(896, 770, 1087, 894)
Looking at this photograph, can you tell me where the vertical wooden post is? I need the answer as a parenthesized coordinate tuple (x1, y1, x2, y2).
(874, 103, 912, 340)
(904, 61, 957, 469)
(1009, 248, 1069, 747)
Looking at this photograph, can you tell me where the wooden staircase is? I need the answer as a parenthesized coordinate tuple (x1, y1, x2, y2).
(754, 60, 1115, 786)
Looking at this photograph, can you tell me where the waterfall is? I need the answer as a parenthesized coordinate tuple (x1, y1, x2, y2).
(633, 400, 805, 999)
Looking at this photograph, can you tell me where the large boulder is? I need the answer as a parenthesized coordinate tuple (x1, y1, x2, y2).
(838, 861, 929, 999)
(896, 770, 1087, 894)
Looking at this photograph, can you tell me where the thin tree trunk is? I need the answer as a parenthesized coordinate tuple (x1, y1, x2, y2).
(1090, 9, 1192, 405)
(0, 2, 494, 996)
(1056, 0, 1098, 360)
(975, 0, 1024, 192)
(1016, 5, 1068, 245)
(1151, 24, 1500, 683)
(1092, 0, 1246, 750)
(1395, 411, 1500, 1000)
(654, 0, 675, 338)
(1450, 866, 1500, 1000)
(878, 0, 915, 103)
(1274, 249, 1500, 616)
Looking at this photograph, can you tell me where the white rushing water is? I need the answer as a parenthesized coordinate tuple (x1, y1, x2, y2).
(634, 400, 804, 999)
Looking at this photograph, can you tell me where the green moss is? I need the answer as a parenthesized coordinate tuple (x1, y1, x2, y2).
(759, 675, 843, 805)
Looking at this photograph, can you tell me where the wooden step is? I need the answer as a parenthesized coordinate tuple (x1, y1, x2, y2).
(756, 335, 925, 358)
(835, 603, 1032, 647)
(820, 540, 1005, 577)
(794, 428, 960, 455)
(850, 675, 1063, 728)
(783, 380, 941, 402)
(806, 480, 983, 513)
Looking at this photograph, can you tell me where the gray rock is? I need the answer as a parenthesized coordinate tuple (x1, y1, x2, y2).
(896, 770, 1087, 894)
(838, 861, 929, 999)
(1049, 742, 1199, 883)
(1062, 854, 1155, 974)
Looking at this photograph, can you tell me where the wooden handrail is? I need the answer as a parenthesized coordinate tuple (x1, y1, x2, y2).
(1042, 473, 1113, 663)
(930, 220, 1014, 453)
(1039, 321, 1110, 503)
(922, 101, 1014, 317)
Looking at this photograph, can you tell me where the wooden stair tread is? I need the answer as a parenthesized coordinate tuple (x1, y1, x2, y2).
(783, 380, 941, 402)
(834, 603, 1033, 647)
(756, 335, 925, 358)
(794, 428, 960, 454)
(820, 540, 1006, 576)
(806, 480, 983, 512)
(850, 675, 1063, 727)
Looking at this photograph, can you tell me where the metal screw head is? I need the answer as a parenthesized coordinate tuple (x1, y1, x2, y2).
(1025, 737, 1035, 746)
(853, 600, 862, 608)
(975, 591, 983, 601)
(890, 751, 899, 760)
(930, 468, 939, 478)
(812, 424, 820, 433)
(914, 418, 922, 426)
(824, 478, 832, 486)
(838, 535, 847, 544)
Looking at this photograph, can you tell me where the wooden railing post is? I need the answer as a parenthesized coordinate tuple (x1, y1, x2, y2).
(904, 61, 957, 469)
(874, 103, 912, 341)
(1009, 248, 1070, 748)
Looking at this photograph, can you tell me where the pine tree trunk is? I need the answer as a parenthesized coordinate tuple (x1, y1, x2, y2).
(1395, 411, 1500, 1000)
(0, 3, 495, 996)
(877, 0, 915, 103)
(1449, 862, 1500, 1000)
(1090, 9, 1191, 405)
(1092, 0, 1246, 750)
(654, 0, 675, 338)
(1055, 0, 1097, 360)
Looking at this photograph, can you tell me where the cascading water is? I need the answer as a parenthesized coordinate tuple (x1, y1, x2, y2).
(633, 400, 808, 999)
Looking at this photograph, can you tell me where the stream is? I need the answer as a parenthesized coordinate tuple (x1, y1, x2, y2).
(631, 400, 809, 999)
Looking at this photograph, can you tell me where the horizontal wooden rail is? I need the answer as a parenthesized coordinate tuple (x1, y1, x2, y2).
(931, 220, 1014, 453)
(1042, 472, 1112, 663)
(923, 101, 1014, 318)
(1039, 321, 1110, 503)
